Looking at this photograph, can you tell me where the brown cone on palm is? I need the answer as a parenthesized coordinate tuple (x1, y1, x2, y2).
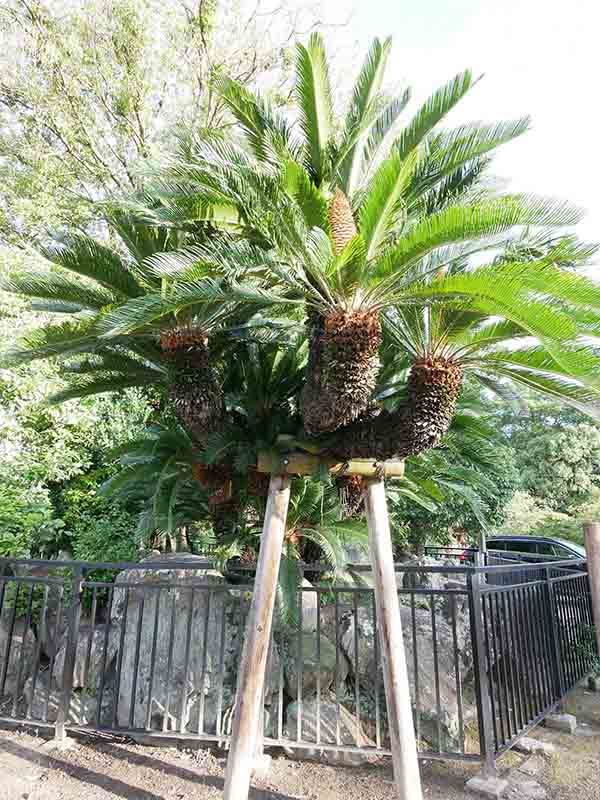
(160, 325, 224, 445)
(333, 355, 463, 460)
(301, 189, 382, 435)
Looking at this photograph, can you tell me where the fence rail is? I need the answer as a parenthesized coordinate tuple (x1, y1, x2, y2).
(0, 553, 595, 771)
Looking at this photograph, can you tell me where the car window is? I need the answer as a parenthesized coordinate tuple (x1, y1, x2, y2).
(487, 540, 506, 551)
(537, 542, 558, 556)
(504, 540, 536, 554)
(549, 543, 575, 559)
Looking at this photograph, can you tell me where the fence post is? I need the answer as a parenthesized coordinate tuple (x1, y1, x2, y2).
(583, 522, 600, 659)
(54, 566, 83, 742)
(468, 570, 496, 776)
(544, 566, 565, 702)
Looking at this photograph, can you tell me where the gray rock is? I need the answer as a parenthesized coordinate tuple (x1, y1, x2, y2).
(0, 617, 36, 697)
(513, 736, 556, 755)
(53, 624, 119, 689)
(543, 713, 576, 734)
(341, 605, 475, 750)
(109, 554, 279, 733)
(284, 632, 348, 699)
(506, 769, 547, 800)
(284, 698, 382, 765)
(23, 673, 114, 725)
(465, 775, 509, 799)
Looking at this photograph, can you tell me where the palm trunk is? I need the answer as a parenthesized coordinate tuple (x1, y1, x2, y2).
(161, 327, 224, 444)
(301, 308, 381, 434)
(332, 355, 463, 460)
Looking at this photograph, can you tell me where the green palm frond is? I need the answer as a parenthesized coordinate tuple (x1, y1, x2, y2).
(336, 36, 392, 193)
(360, 89, 412, 175)
(1, 318, 101, 366)
(359, 150, 418, 258)
(2, 270, 118, 311)
(39, 235, 144, 298)
(371, 195, 583, 290)
(295, 32, 334, 183)
(216, 76, 299, 163)
(393, 70, 474, 160)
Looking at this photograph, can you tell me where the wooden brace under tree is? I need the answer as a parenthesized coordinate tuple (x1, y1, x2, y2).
(223, 453, 423, 800)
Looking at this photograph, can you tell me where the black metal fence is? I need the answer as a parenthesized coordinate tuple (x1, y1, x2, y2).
(0, 553, 595, 771)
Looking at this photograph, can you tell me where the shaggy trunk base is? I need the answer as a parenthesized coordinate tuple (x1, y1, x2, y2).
(336, 474, 365, 518)
(160, 327, 224, 444)
(301, 309, 381, 435)
(332, 355, 463, 460)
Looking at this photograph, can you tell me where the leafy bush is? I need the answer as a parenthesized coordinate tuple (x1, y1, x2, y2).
(0, 480, 54, 558)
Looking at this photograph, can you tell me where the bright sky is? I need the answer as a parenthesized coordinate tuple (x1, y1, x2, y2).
(343, 0, 599, 257)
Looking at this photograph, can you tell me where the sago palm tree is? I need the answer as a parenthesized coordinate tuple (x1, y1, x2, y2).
(121, 33, 600, 458)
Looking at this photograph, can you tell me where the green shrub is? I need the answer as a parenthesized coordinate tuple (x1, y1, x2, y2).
(0, 480, 54, 558)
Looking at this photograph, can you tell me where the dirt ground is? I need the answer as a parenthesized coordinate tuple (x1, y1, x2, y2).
(1, 686, 599, 800)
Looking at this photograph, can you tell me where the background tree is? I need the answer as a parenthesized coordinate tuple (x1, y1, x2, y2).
(0, 0, 333, 247)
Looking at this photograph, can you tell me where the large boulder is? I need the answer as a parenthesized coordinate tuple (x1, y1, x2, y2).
(0, 617, 36, 698)
(283, 631, 348, 699)
(53, 622, 119, 689)
(109, 554, 279, 733)
(284, 698, 381, 765)
(341, 604, 474, 750)
(24, 672, 114, 725)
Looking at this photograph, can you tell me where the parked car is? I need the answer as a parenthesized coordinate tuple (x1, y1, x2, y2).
(486, 534, 586, 561)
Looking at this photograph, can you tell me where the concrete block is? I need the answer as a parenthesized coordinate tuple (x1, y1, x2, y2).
(513, 737, 556, 756)
(519, 756, 545, 776)
(506, 770, 547, 800)
(543, 714, 577, 734)
(588, 675, 600, 692)
(465, 775, 509, 799)
(40, 736, 77, 753)
(251, 753, 272, 779)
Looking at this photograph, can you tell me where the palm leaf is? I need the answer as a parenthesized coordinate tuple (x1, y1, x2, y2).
(337, 36, 392, 193)
(295, 32, 334, 183)
(394, 70, 474, 160)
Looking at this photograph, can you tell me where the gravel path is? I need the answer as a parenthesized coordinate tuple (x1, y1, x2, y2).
(0, 686, 599, 800)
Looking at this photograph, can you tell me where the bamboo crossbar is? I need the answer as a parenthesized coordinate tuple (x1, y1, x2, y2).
(256, 450, 405, 478)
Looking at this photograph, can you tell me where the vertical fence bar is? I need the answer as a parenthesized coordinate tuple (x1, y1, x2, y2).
(129, 592, 145, 730)
(0, 582, 20, 700)
(81, 587, 98, 724)
(449, 595, 465, 753)
(26, 584, 49, 720)
(545, 568, 565, 703)
(55, 566, 83, 741)
(11, 583, 34, 718)
(196, 590, 211, 736)
(179, 588, 195, 733)
(112, 587, 129, 729)
(468, 572, 496, 775)
(47, 587, 64, 724)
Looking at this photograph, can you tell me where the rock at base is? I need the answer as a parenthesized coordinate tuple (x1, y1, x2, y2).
(284, 699, 382, 766)
(465, 774, 509, 799)
(0, 617, 36, 697)
(283, 632, 348, 700)
(513, 736, 556, 756)
(543, 714, 576, 734)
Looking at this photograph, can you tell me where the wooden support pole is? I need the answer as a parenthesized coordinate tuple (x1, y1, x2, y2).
(363, 478, 423, 800)
(224, 473, 291, 800)
(583, 522, 600, 659)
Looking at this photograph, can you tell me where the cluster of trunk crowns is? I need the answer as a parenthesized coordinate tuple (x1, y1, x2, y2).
(160, 326, 224, 444)
(301, 189, 464, 461)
